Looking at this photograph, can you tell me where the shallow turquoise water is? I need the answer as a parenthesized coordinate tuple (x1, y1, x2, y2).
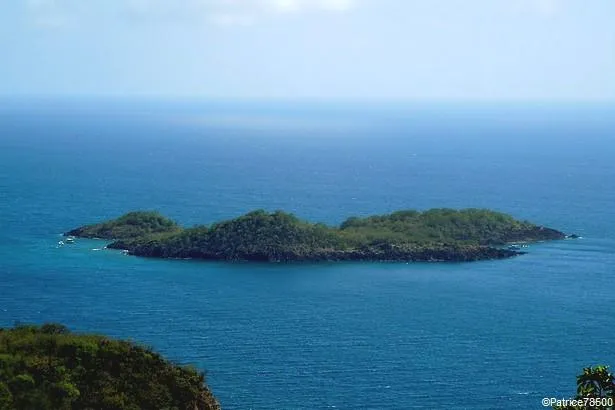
(1, 101, 614, 409)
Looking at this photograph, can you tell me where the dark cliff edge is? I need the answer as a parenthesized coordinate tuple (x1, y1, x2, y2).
(67, 208, 572, 263)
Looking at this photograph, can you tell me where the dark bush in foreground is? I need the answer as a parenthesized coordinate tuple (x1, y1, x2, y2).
(0, 323, 219, 410)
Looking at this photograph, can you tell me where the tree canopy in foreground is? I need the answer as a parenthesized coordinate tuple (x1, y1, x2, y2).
(0, 324, 219, 410)
(553, 365, 614, 410)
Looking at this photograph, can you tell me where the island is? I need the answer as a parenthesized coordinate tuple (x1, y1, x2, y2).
(65, 208, 571, 263)
(65, 211, 182, 239)
(0, 323, 219, 409)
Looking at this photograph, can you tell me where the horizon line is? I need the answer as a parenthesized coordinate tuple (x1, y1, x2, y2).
(1, 94, 614, 106)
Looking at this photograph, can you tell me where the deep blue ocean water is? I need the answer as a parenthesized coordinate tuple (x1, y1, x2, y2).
(1, 100, 614, 409)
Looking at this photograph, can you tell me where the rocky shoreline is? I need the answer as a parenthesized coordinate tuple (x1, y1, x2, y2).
(106, 240, 524, 262)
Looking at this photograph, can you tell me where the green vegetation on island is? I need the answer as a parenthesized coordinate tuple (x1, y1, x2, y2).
(67, 208, 569, 262)
(65, 211, 180, 240)
(0, 323, 219, 410)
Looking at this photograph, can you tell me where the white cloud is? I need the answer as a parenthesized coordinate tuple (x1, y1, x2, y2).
(510, 0, 563, 17)
(318, 0, 353, 12)
(267, 0, 303, 13)
(268, 0, 353, 13)
(535, 0, 559, 16)
(25, 0, 70, 27)
(23, 0, 356, 28)
(208, 12, 256, 26)
(265, 0, 354, 13)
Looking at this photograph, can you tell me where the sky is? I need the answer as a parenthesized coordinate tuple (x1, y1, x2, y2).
(0, 0, 614, 101)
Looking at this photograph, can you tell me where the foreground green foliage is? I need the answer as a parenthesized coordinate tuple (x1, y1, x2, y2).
(70, 208, 568, 262)
(554, 366, 614, 410)
(65, 211, 180, 240)
(0, 324, 219, 410)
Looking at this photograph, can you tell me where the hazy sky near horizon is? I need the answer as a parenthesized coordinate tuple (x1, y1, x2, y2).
(1, 0, 614, 101)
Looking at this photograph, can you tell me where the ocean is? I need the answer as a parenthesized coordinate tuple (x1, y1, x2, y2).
(1, 99, 614, 409)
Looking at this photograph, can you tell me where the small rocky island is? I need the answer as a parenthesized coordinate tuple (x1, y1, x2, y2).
(66, 209, 570, 263)
(65, 208, 567, 262)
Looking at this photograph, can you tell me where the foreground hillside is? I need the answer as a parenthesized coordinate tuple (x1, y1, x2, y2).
(67, 208, 569, 262)
(0, 324, 220, 410)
